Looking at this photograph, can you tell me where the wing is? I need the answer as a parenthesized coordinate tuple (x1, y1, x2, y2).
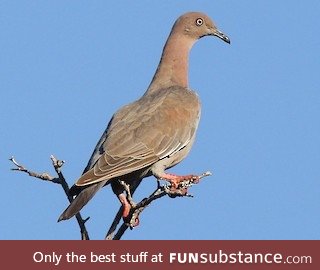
(76, 86, 200, 186)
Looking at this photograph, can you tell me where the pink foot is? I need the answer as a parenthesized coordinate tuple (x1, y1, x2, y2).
(118, 193, 140, 228)
(158, 173, 200, 189)
(118, 193, 131, 218)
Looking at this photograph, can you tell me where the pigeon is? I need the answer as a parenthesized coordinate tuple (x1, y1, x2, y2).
(58, 11, 230, 222)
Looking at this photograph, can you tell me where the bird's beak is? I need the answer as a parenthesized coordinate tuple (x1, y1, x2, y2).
(211, 29, 231, 44)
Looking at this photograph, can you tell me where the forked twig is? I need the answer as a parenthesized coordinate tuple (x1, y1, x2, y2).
(10, 156, 90, 240)
(11, 155, 211, 240)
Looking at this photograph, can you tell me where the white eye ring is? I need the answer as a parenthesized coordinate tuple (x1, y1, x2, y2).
(195, 18, 203, 26)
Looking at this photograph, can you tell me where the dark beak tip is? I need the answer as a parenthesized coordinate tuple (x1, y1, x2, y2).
(213, 29, 231, 44)
(219, 34, 231, 44)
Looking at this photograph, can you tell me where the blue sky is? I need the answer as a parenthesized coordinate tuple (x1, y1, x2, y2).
(2, 1, 319, 240)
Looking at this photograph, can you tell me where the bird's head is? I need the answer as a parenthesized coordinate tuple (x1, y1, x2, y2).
(173, 12, 230, 44)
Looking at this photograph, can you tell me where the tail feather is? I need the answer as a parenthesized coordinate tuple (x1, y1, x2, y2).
(58, 180, 107, 222)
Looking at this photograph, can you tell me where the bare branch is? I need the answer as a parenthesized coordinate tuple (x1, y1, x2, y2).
(105, 208, 124, 240)
(10, 156, 59, 183)
(106, 171, 212, 240)
(10, 155, 90, 240)
(11, 154, 211, 240)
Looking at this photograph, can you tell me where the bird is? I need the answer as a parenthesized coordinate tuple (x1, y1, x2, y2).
(58, 11, 230, 222)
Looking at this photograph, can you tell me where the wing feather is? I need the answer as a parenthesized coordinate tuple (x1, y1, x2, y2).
(76, 86, 200, 187)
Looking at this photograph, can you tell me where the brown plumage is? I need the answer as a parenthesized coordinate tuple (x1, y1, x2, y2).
(58, 12, 230, 222)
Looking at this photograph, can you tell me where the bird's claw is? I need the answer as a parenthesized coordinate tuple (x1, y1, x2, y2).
(164, 170, 212, 198)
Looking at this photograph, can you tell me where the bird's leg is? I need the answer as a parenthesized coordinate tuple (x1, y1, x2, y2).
(120, 181, 136, 208)
(112, 180, 132, 218)
(118, 181, 140, 228)
(117, 193, 131, 218)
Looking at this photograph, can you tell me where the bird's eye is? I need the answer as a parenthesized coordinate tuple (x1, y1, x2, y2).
(195, 18, 203, 26)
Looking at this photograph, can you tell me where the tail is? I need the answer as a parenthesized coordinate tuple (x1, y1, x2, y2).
(58, 180, 107, 222)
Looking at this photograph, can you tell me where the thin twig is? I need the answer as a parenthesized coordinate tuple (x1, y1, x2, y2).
(10, 155, 90, 240)
(105, 208, 124, 240)
(9, 156, 59, 183)
(49, 155, 90, 240)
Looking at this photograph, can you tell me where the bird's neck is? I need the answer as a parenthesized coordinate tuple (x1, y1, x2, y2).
(145, 33, 195, 94)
